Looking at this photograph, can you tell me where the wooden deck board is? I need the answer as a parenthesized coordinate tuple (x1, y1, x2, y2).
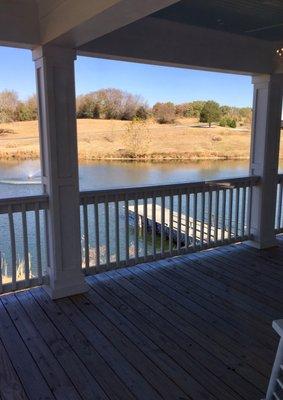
(0, 298, 55, 400)
(83, 285, 216, 400)
(90, 272, 249, 400)
(1, 294, 81, 400)
(1, 238, 283, 400)
(131, 261, 274, 367)
(0, 337, 28, 400)
(16, 290, 108, 400)
(70, 293, 187, 400)
(111, 265, 266, 398)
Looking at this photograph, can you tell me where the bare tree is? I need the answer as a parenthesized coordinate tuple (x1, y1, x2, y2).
(76, 88, 148, 121)
(122, 119, 151, 157)
(0, 90, 19, 122)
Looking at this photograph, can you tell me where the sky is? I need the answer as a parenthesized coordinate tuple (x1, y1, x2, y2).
(0, 46, 253, 107)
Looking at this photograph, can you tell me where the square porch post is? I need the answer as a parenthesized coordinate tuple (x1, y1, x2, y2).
(248, 74, 283, 249)
(33, 46, 88, 299)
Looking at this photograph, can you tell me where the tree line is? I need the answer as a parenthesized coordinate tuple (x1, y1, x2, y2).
(0, 90, 37, 123)
(0, 88, 251, 127)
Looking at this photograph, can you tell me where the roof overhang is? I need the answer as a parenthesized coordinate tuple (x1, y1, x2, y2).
(78, 16, 277, 75)
(0, 0, 282, 75)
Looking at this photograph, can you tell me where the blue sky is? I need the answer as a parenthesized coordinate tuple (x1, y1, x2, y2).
(0, 46, 253, 107)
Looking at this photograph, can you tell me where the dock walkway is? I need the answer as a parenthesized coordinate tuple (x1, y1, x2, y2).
(129, 203, 228, 244)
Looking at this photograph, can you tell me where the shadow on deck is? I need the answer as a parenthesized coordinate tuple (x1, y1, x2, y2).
(1, 237, 283, 400)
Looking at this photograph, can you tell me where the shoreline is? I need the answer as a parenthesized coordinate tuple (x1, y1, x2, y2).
(0, 152, 253, 162)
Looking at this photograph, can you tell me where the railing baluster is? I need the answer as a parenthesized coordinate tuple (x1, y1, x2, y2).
(207, 188, 212, 245)
(94, 198, 100, 268)
(277, 182, 283, 231)
(105, 198, 110, 268)
(134, 196, 139, 263)
(235, 186, 240, 239)
(83, 201, 89, 270)
(125, 196, 129, 265)
(35, 203, 42, 283)
(22, 204, 30, 286)
(152, 196, 157, 256)
(193, 190, 197, 250)
(177, 193, 182, 252)
(246, 183, 253, 237)
(228, 188, 233, 241)
(161, 195, 165, 256)
(115, 196, 120, 267)
(200, 190, 205, 247)
(221, 189, 226, 243)
(214, 190, 219, 244)
(185, 191, 190, 249)
(143, 196, 148, 261)
(8, 206, 16, 290)
(169, 194, 174, 255)
(241, 185, 247, 239)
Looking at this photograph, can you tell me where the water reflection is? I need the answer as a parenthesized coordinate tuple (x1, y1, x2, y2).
(0, 158, 282, 198)
(79, 159, 252, 191)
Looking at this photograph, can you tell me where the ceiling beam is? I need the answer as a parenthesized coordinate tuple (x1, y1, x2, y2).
(0, 0, 39, 48)
(78, 16, 276, 75)
(40, 0, 180, 46)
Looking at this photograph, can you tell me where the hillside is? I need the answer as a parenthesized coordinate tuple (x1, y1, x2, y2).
(0, 118, 280, 161)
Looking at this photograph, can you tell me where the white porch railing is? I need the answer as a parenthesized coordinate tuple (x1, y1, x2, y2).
(0, 194, 49, 294)
(275, 174, 283, 233)
(3, 173, 283, 293)
(79, 176, 259, 274)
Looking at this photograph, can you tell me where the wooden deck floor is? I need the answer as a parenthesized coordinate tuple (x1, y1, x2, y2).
(1, 238, 283, 400)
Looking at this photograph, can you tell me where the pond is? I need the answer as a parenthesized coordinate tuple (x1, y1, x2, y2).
(0, 158, 259, 198)
(0, 159, 282, 280)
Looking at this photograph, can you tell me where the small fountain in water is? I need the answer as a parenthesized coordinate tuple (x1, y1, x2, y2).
(27, 170, 41, 181)
(0, 166, 42, 185)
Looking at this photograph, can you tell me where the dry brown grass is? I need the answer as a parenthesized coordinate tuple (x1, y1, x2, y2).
(0, 118, 282, 161)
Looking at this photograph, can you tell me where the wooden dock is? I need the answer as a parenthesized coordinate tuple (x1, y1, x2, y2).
(129, 204, 228, 244)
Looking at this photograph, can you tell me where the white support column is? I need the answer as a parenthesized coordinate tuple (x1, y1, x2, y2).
(248, 74, 283, 249)
(33, 46, 88, 299)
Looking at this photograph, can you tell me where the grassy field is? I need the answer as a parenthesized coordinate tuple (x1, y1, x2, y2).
(0, 118, 282, 161)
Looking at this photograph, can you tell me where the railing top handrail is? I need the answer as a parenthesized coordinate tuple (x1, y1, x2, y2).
(0, 174, 266, 211)
(80, 175, 260, 201)
(0, 194, 49, 206)
(0, 194, 49, 214)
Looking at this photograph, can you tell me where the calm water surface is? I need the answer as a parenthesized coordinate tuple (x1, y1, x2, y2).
(0, 158, 271, 198)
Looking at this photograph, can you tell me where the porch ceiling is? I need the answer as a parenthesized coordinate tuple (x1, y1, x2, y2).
(76, 1, 283, 74)
(0, 0, 282, 74)
(78, 14, 277, 75)
(153, 0, 283, 42)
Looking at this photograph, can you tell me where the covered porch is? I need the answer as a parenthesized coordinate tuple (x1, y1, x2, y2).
(1, 1, 283, 399)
